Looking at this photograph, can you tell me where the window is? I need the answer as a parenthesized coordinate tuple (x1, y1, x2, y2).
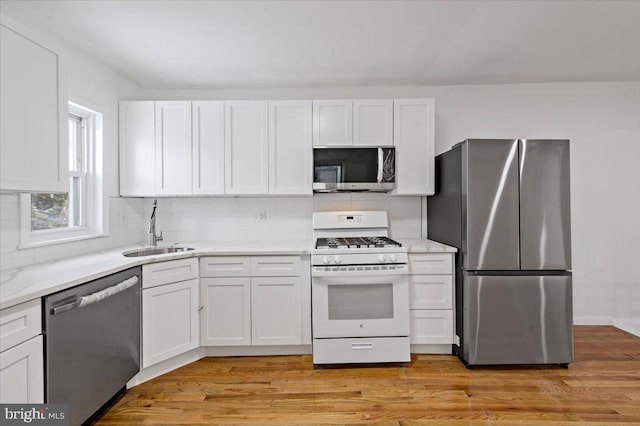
(20, 101, 103, 247)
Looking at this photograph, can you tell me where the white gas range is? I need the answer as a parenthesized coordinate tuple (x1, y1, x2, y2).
(311, 211, 410, 365)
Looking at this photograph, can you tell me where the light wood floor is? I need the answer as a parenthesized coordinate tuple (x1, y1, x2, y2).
(95, 326, 640, 425)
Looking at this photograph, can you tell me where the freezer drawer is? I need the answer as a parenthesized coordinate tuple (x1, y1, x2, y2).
(463, 273, 573, 366)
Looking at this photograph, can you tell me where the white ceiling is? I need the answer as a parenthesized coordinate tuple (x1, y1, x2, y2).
(2, 0, 639, 89)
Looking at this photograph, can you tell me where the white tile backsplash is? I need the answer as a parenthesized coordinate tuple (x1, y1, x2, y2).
(144, 194, 422, 243)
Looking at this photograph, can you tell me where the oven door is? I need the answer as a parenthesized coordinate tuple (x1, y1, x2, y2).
(312, 267, 409, 338)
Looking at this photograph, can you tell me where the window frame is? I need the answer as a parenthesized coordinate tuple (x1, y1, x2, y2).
(19, 101, 105, 248)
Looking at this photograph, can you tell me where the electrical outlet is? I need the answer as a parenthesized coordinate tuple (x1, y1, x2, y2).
(119, 213, 127, 226)
(257, 210, 267, 223)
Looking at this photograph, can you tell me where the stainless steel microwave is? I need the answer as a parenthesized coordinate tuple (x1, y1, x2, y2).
(313, 147, 395, 192)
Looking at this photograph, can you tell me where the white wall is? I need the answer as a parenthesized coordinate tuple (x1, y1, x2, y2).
(140, 82, 640, 326)
(0, 14, 146, 270)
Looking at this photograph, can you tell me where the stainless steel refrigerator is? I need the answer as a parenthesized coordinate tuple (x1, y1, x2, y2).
(428, 139, 573, 367)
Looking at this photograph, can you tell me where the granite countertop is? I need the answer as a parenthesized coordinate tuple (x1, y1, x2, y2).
(0, 239, 312, 310)
(0, 238, 456, 311)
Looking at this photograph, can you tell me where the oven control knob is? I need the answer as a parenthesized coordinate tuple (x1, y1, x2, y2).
(333, 256, 342, 264)
(389, 254, 397, 263)
(322, 256, 330, 265)
(378, 254, 387, 263)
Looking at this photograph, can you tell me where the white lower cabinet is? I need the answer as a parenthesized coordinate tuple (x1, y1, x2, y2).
(200, 256, 306, 347)
(0, 299, 44, 403)
(142, 259, 200, 368)
(251, 277, 301, 345)
(410, 310, 454, 344)
(200, 277, 251, 346)
(408, 252, 455, 347)
(0, 335, 44, 403)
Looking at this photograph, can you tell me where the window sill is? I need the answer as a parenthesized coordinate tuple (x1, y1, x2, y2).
(18, 232, 110, 250)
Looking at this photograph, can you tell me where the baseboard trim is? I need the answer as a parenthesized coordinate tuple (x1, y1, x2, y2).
(204, 345, 312, 357)
(411, 344, 452, 354)
(573, 316, 614, 325)
(127, 347, 206, 387)
(613, 319, 640, 337)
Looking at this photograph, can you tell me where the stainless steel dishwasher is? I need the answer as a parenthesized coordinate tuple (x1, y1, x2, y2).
(44, 266, 141, 426)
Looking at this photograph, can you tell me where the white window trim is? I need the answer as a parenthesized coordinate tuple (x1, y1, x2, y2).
(19, 102, 105, 249)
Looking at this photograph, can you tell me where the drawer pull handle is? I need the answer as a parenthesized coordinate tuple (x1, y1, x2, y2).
(351, 343, 373, 350)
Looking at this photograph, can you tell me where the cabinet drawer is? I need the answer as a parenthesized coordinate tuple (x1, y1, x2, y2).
(410, 310, 454, 344)
(200, 256, 251, 277)
(0, 299, 42, 352)
(251, 256, 301, 277)
(142, 258, 198, 289)
(409, 275, 453, 310)
(409, 253, 452, 275)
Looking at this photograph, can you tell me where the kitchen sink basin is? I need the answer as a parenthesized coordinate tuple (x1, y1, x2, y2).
(122, 246, 195, 257)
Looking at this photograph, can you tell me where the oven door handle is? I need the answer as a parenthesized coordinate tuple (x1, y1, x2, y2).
(312, 267, 407, 278)
(51, 276, 139, 315)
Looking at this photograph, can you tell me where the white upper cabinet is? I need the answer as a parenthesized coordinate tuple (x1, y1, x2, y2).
(393, 98, 435, 195)
(0, 23, 68, 193)
(268, 101, 312, 195)
(119, 101, 156, 196)
(155, 101, 192, 195)
(353, 100, 393, 146)
(225, 101, 269, 195)
(192, 101, 225, 195)
(312, 100, 353, 146)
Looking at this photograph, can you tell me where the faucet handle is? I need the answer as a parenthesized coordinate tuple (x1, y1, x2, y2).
(157, 231, 163, 242)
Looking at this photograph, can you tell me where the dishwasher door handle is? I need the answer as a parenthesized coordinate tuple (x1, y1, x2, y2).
(51, 276, 139, 315)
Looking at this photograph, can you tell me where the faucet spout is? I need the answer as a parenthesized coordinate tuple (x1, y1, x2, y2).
(148, 199, 163, 246)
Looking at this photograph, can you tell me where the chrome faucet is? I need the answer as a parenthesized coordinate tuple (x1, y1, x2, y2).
(148, 199, 163, 246)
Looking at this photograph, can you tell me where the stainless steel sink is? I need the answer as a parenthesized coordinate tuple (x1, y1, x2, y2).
(122, 246, 195, 257)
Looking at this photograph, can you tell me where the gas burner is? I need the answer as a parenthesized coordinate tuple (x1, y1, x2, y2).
(315, 236, 402, 250)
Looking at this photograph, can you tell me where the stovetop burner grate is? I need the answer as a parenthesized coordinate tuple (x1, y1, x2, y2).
(315, 236, 402, 249)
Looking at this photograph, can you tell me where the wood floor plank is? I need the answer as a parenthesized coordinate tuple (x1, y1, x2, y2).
(94, 326, 640, 425)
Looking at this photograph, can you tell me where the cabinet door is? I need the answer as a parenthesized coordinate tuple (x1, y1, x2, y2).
(142, 279, 199, 367)
(200, 278, 251, 346)
(0, 335, 44, 403)
(119, 101, 156, 196)
(225, 101, 268, 194)
(193, 101, 225, 195)
(409, 275, 453, 310)
(155, 101, 192, 195)
(268, 101, 312, 195)
(1, 24, 67, 192)
(312, 100, 352, 146)
(409, 310, 454, 344)
(251, 277, 302, 345)
(393, 98, 435, 195)
(353, 100, 393, 146)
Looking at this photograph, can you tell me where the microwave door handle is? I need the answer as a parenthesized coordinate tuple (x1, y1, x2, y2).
(377, 147, 383, 183)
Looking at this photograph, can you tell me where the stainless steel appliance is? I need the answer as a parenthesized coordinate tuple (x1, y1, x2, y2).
(427, 139, 573, 367)
(313, 147, 395, 192)
(311, 211, 410, 364)
(44, 267, 141, 425)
